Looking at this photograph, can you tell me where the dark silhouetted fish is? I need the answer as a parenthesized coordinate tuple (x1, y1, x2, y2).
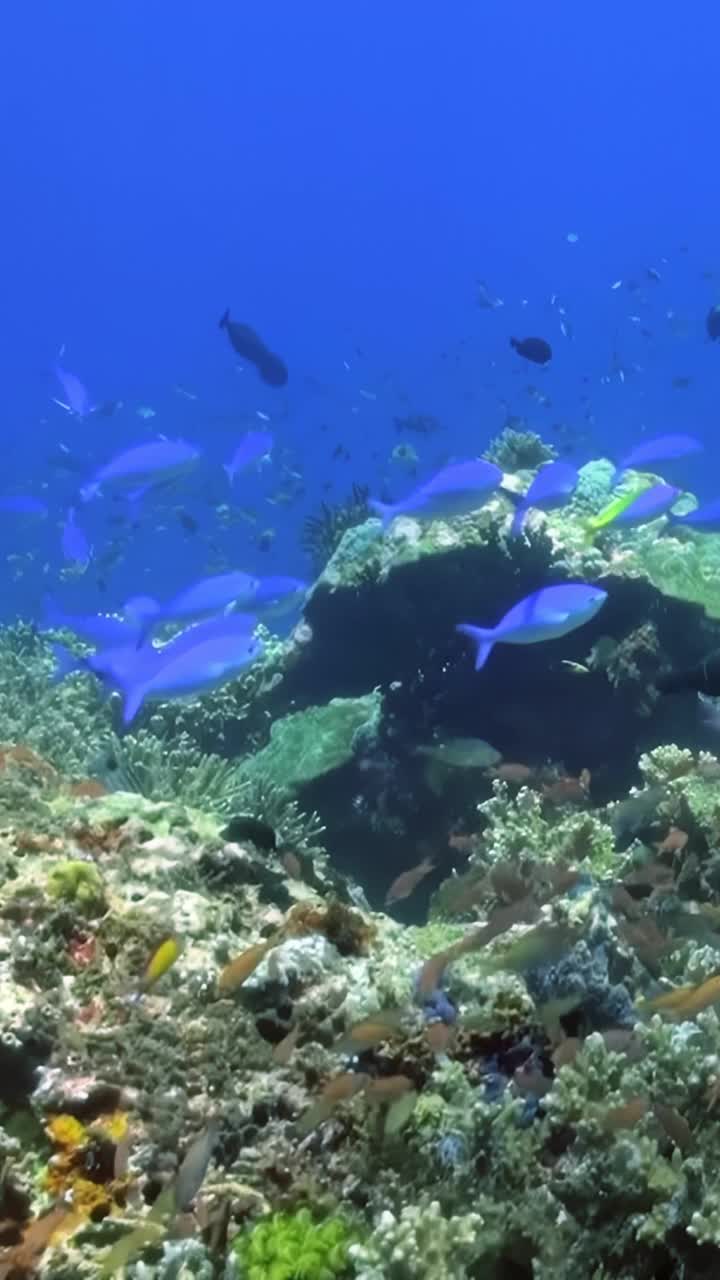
(510, 336, 552, 365)
(656, 651, 720, 697)
(219, 310, 288, 386)
(706, 306, 720, 341)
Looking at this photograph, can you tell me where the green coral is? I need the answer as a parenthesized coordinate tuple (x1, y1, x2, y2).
(47, 860, 106, 911)
(231, 1208, 356, 1280)
(97, 730, 326, 857)
(634, 525, 720, 620)
(0, 622, 110, 774)
(99, 729, 250, 809)
(237, 693, 382, 792)
(476, 781, 617, 876)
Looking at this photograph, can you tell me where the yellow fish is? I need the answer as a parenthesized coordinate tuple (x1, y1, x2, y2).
(332, 1009, 406, 1055)
(586, 482, 652, 534)
(218, 940, 271, 995)
(141, 935, 183, 993)
(640, 975, 720, 1021)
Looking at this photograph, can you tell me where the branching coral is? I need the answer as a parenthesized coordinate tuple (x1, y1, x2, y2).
(0, 622, 110, 774)
(476, 782, 616, 877)
(348, 1199, 483, 1280)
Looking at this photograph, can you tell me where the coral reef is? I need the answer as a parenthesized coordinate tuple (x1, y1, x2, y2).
(9, 454, 720, 1277)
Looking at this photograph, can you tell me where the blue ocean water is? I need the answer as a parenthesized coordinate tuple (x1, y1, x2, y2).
(0, 1, 718, 618)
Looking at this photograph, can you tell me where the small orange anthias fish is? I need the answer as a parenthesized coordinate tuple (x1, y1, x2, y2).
(488, 762, 534, 784)
(654, 826, 689, 856)
(425, 1021, 455, 1055)
(641, 975, 720, 1021)
(541, 772, 590, 806)
(602, 1096, 649, 1132)
(217, 940, 271, 995)
(364, 1074, 415, 1104)
(333, 1009, 406, 1055)
(280, 850, 303, 880)
(272, 1023, 300, 1066)
(295, 1071, 371, 1136)
(416, 945, 460, 1000)
(385, 856, 435, 906)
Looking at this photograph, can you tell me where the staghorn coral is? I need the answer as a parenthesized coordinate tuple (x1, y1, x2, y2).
(348, 1199, 483, 1280)
(475, 781, 616, 877)
(638, 743, 697, 785)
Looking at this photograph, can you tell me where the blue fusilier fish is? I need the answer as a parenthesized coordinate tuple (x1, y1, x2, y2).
(53, 363, 95, 418)
(51, 638, 164, 693)
(224, 431, 273, 485)
(608, 482, 680, 527)
(509, 461, 578, 537)
(668, 498, 720, 533)
(369, 460, 502, 528)
(41, 597, 145, 648)
(612, 433, 702, 483)
(116, 616, 264, 723)
(249, 575, 308, 615)
(457, 582, 607, 670)
(61, 508, 91, 570)
(52, 613, 263, 722)
(80, 439, 201, 502)
(126, 572, 308, 645)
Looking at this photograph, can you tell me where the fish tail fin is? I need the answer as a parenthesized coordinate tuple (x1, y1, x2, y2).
(123, 596, 161, 649)
(368, 498, 393, 528)
(50, 642, 82, 683)
(456, 623, 495, 671)
(219, 308, 230, 330)
(223, 463, 235, 486)
(509, 337, 518, 351)
(121, 684, 147, 725)
(510, 505, 527, 537)
(42, 595, 64, 632)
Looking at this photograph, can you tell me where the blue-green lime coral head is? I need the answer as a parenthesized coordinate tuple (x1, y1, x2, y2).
(232, 1208, 356, 1280)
